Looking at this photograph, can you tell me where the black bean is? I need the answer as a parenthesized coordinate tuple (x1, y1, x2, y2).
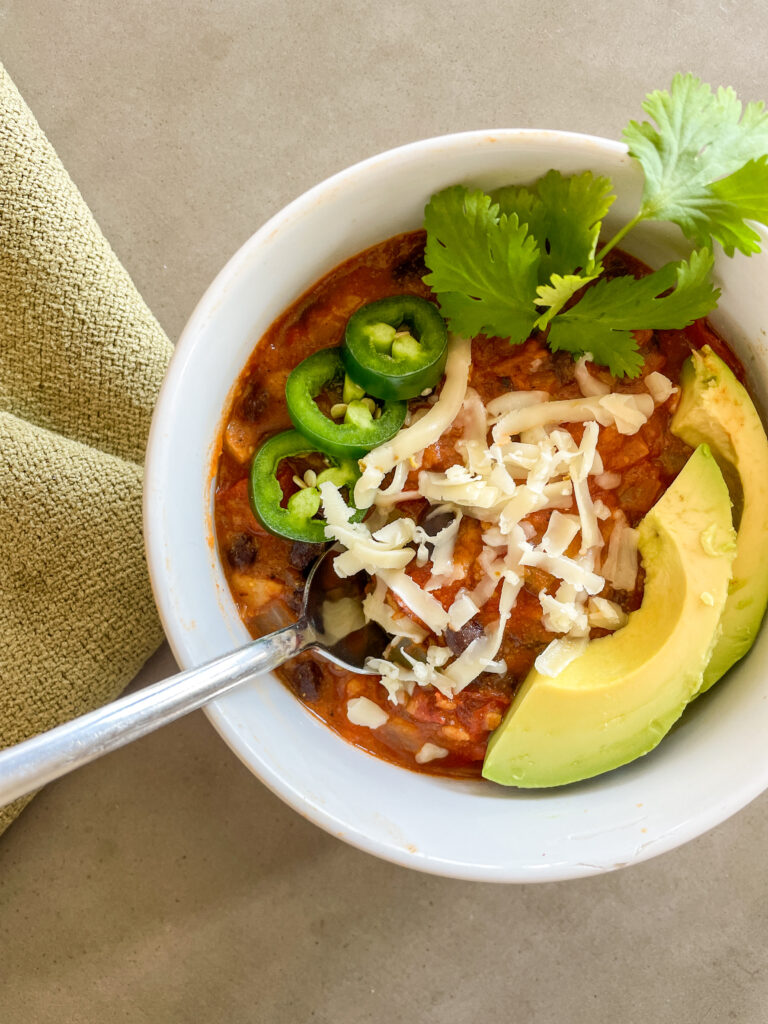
(552, 352, 576, 385)
(227, 533, 258, 569)
(289, 541, 325, 572)
(391, 248, 427, 284)
(419, 509, 455, 537)
(289, 660, 322, 702)
(444, 619, 484, 655)
(284, 586, 304, 613)
(240, 384, 270, 421)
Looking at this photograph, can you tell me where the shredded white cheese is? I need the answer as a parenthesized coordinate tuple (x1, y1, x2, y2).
(492, 392, 653, 444)
(519, 540, 604, 594)
(593, 498, 612, 520)
(320, 482, 415, 576)
(415, 743, 449, 764)
(321, 353, 656, 697)
(486, 390, 550, 417)
(378, 568, 450, 634)
(601, 511, 639, 591)
(587, 596, 629, 630)
(535, 636, 589, 677)
(354, 334, 472, 508)
(373, 461, 410, 504)
(540, 583, 589, 636)
(599, 392, 654, 434)
(447, 591, 480, 631)
(594, 470, 622, 490)
(362, 580, 427, 643)
(574, 354, 611, 397)
(321, 597, 366, 643)
(436, 573, 522, 696)
(419, 464, 502, 508)
(540, 511, 580, 557)
(346, 697, 389, 729)
(645, 371, 677, 404)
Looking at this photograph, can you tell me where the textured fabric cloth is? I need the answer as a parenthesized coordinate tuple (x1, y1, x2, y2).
(0, 64, 173, 833)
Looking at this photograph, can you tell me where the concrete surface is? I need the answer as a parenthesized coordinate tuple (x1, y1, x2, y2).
(2, 2, 768, 1021)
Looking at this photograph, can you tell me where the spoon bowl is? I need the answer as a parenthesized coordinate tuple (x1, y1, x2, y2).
(0, 546, 383, 807)
(303, 546, 389, 672)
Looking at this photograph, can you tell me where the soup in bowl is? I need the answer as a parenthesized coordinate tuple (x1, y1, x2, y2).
(144, 129, 768, 881)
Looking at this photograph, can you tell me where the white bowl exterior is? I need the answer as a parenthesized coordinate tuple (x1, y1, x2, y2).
(144, 130, 768, 881)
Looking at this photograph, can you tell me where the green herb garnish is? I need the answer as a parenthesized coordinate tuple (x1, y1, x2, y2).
(622, 76, 768, 255)
(423, 74, 768, 377)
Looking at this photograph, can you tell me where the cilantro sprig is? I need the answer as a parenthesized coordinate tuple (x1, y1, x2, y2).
(547, 248, 718, 378)
(622, 75, 768, 255)
(422, 74, 768, 377)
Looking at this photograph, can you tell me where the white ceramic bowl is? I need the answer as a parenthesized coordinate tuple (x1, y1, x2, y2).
(144, 130, 768, 882)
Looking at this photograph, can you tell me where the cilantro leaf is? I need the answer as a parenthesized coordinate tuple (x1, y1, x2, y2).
(490, 182, 540, 229)
(706, 156, 768, 255)
(534, 271, 601, 330)
(562, 247, 719, 329)
(548, 324, 646, 379)
(547, 248, 719, 377)
(623, 73, 768, 252)
(423, 186, 540, 344)
(494, 170, 615, 281)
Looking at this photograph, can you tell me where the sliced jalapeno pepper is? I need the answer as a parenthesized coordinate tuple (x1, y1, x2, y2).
(285, 348, 406, 459)
(249, 429, 363, 543)
(342, 295, 448, 401)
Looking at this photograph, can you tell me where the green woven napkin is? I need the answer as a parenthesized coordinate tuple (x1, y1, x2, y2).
(0, 64, 174, 833)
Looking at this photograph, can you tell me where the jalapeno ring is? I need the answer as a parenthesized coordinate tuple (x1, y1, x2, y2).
(286, 348, 406, 459)
(249, 429, 363, 543)
(342, 295, 449, 401)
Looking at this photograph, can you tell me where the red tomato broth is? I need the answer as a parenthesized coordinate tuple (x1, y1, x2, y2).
(213, 230, 741, 778)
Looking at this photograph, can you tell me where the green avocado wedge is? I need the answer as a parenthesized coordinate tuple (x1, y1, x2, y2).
(671, 346, 768, 692)
(482, 445, 736, 789)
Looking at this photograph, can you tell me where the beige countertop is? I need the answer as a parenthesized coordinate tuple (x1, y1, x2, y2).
(2, 2, 768, 1021)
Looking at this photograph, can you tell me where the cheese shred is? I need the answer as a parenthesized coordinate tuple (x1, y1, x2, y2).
(318, 362, 654, 698)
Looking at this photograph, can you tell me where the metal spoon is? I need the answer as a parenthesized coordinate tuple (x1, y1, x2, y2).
(0, 548, 387, 807)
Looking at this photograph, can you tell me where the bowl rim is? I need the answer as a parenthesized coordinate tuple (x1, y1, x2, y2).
(144, 128, 768, 882)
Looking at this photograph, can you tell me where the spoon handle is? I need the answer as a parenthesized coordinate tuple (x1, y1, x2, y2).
(0, 621, 311, 808)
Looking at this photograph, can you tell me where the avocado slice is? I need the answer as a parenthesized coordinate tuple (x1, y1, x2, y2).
(671, 346, 768, 692)
(482, 445, 735, 788)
